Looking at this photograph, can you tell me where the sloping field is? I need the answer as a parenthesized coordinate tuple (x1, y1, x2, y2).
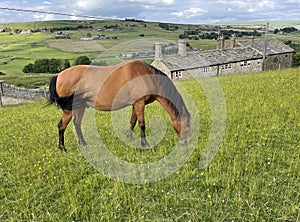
(0, 68, 299, 221)
(46, 40, 106, 53)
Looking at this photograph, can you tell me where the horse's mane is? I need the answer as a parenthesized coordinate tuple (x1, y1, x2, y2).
(149, 64, 189, 118)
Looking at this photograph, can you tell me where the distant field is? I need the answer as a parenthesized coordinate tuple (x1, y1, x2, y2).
(221, 20, 300, 30)
(270, 32, 300, 44)
(0, 20, 185, 84)
(46, 40, 106, 52)
(0, 68, 299, 221)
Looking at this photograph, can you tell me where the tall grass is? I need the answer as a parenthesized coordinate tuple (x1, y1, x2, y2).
(0, 69, 299, 221)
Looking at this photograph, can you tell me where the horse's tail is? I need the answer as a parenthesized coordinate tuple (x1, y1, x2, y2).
(48, 75, 59, 105)
(47, 74, 76, 110)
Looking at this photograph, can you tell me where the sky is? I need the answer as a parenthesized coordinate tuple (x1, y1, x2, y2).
(0, 0, 300, 24)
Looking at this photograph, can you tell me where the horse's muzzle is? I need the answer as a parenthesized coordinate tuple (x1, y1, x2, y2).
(179, 139, 189, 146)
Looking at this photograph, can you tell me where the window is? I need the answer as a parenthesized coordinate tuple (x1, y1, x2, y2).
(174, 71, 182, 79)
(221, 64, 232, 70)
(240, 61, 251, 67)
(203, 66, 211, 73)
(240, 61, 247, 67)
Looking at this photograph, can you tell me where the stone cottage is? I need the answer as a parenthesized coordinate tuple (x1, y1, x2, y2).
(151, 37, 294, 80)
(237, 37, 294, 71)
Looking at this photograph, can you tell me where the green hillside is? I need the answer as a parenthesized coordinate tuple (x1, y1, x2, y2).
(1, 19, 299, 88)
(0, 20, 187, 87)
(0, 68, 299, 221)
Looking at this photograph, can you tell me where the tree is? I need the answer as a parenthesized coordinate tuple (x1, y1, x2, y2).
(48, 58, 62, 73)
(22, 58, 66, 74)
(74, 56, 91, 65)
(33, 59, 49, 73)
(23, 63, 34, 73)
(159, 23, 170, 30)
(293, 52, 300, 67)
(62, 59, 71, 70)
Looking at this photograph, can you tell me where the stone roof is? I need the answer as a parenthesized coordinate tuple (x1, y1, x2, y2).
(238, 38, 294, 56)
(162, 46, 263, 71)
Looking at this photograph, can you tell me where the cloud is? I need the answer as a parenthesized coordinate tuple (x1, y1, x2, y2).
(171, 7, 206, 18)
(247, 0, 274, 13)
(217, 0, 274, 13)
(0, 0, 300, 24)
(33, 12, 54, 20)
(128, 0, 175, 6)
(74, 0, 103, 10)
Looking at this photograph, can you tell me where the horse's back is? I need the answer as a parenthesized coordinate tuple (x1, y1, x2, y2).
(94, 60, 159, 110)
(55, 64, 120, 97)
(55, 60, 159, 110)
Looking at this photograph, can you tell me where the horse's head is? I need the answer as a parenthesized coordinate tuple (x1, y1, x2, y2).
(172, 106, 192, 145)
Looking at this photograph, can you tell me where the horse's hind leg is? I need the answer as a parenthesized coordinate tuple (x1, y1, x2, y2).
(127, 105, 137, 139)
(58, 109, 72, 151)
(134, 100, 150, 148)
(73, 108, 87, 146)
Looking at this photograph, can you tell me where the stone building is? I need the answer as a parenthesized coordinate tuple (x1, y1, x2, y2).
(151, 37, 294, 80)
(237, 37, 294, 71)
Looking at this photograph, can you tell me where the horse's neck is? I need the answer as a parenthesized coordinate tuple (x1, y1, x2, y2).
(156, 96, 181, 121)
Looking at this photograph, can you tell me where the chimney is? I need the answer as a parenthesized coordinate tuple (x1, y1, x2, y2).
(155, 42, 163, 60)
(251, 36, 255, 45)
(178, 39, 187, 56)
(217, 35, 225, 50)
(231, 34, 236, 48)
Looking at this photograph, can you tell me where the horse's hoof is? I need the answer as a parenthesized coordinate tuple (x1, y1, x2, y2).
(127, 130, 134, 140)
(78, 140, 87, 147)
(141, 140, 150, 149)
(58, 144, 67, 152)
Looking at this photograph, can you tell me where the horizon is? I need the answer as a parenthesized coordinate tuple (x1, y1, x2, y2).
(1, 17, 300, 29)
(1, 1, 300, 25)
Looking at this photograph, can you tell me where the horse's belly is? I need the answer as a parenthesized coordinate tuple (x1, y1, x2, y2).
(94, 101, 130, 111)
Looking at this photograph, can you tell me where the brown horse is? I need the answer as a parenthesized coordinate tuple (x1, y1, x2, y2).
(49, 60, 191, 151)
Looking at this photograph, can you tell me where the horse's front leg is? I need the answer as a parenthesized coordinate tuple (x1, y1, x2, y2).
(134, 101, 150, 148)
(58, 110, 72, 152)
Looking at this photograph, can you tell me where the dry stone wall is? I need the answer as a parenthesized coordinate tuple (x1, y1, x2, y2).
(1, 83, 49, 100)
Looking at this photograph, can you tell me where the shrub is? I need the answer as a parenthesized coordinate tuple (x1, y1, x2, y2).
(22, 59, 71, 74)
(293, 52, 300, 67)
(74, 56, 91, 66)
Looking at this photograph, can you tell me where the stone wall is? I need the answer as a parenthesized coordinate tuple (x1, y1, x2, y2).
(1, 83, 49, 100)
(265, 52, 294, 71)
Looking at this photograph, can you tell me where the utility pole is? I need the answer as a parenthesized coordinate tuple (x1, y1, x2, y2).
(263, 22, 269, 71)
(0, 80, 4, 106)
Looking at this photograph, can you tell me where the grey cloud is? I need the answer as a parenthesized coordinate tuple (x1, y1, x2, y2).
(0, 0, 300, 24)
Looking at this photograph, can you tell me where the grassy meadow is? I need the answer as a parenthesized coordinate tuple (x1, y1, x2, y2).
(1, 68, 299, 221)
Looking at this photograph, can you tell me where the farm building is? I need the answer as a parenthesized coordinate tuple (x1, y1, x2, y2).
(151, 36, 294, 79)
(237, 37, 294, 71)
(54, 33, 71, 39)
